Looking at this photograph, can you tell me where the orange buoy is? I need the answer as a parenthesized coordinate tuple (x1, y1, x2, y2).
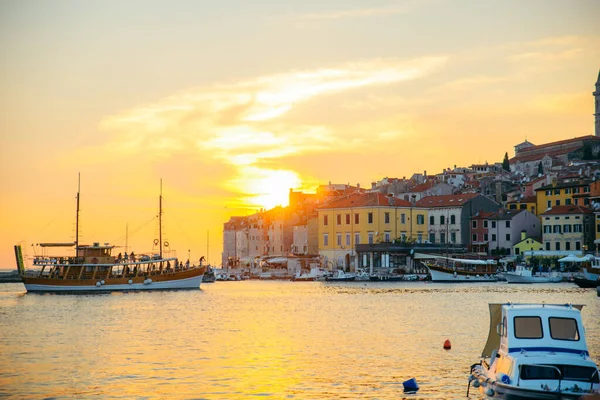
(443, 339, 452, 350)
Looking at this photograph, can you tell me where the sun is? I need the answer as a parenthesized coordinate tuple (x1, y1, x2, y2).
(244, 168, 302, 210)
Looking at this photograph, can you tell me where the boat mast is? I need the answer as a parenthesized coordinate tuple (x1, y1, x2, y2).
(159, 179, 163, 258)
(75, 173, 80, 256)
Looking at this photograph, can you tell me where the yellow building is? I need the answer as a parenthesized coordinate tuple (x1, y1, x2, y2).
(317, 192, 427, 271)
(512, 231, 543, 257)
(506, 196, 537, 215)
(535, 179, 592, 216)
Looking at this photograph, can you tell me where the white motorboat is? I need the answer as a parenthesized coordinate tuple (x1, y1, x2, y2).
(325, 270, 356, 281)
(468, 303, 599, 399)
(504, 265, 563, 284)
(292, 267, 330, 281)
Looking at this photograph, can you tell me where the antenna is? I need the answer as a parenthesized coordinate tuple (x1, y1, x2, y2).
(75, 173, 80, 256)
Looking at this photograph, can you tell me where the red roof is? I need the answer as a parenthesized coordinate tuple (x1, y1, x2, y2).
(539, 205, 592, 216)
(319, 192, 412, 209)
(506, 196, 536, 204)
(409, 181, 435, 192)
(416, 193, 478, 207)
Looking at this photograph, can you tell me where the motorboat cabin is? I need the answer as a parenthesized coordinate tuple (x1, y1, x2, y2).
(468, 303, 599, 399)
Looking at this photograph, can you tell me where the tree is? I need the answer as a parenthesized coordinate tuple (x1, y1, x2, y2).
(502, 152, 510, 171)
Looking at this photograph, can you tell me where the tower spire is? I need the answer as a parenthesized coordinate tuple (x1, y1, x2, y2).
(594, 68, 600, 137)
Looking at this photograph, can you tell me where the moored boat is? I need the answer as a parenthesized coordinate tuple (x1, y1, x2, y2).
(325, 270, 356, 281)
(573, 276, 600, 288)
(423, 257, 498, 282)
(468, 303, 599, 399)
(504, 265, 563, 284)
(15, 179, 206, 293)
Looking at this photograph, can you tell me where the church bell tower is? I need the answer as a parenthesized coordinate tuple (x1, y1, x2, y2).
(595, 69, 600, 137)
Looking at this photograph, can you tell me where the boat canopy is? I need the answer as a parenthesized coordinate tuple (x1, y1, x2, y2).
(481, 303, 584, 358)
(558, 254, 593, 262)
(38, 242, 76, 247)
(413, 253, 488, 265)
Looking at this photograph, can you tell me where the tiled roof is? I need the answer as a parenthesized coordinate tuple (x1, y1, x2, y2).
(539, 205, 592, 216)
(506, 196, 536, 204)
(535, 179, 593, 191)
(416, 193, 478, 207)
(409, 181, 435, 192)
(319, 192, 412, 209)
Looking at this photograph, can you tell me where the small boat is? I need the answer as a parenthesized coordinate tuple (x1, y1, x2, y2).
(504, 265, 563, 284)
(573, 276, 600, 288)
(15, 179, 206, 293)
(202, 265, 216, 283)
(468, 303, 600, 399)
(325, 270, 356, 281)
(291, 267, 329, 281)
(423, 257, 499, 282)
(0, 270, 22, 283)
(369, 274, 405, 281)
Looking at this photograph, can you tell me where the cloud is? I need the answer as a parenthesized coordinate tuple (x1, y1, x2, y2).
(88, 56, 446, 207)
(297, 5, 408, 20)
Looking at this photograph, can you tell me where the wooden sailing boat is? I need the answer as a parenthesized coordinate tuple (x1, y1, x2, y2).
(14, 177, 206, 293)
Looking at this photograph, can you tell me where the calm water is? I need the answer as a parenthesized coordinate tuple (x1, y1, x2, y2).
(0, 281, 598, 399)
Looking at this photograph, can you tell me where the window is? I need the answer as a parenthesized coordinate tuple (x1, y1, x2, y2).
(509, 204, 517, 210)
(547, 200, 552, 208)
(565, 188, 571, 194)
(505, 221, 511, 228)
(324, 215, 328, 226)
(484, 233, 488, 241)
(505, 233, 511, 241)
(544, 225, 551, 233)
(563, 224, 572, 233)
(430, 216, 434, 225)
(417, 214, 424, 225)
(566, 198, 572, 205)
(337, 233, 342, 246)
(368, 213, 373, 224)
(514, 316, 543, 339)
(451, 215, 456, 224)
(472, 233, 477, 241)
(491, 221, 496, 229)
(555, 242, 561, 251)
(345, 214, 350, 224)
(336, 215, 342, 225)
(451, 232, 456, 243)
(553, 225, 562, 233)
(574, 224, 583, 233)
(575, 241, 581, 251)
(483, 220, 488, 228)
(384, 232, 391, 242)
(554, 189, 560, 195)
(566, 242, 571, 251)
(368, 232, 374, 244)
(492, 234, 496, 241)
(400, 213, 406, 223)
(385, 212, 390, 224)
(355, 233, 360, 245)
(520, 204, 527, 210)
(545, 190, 551, 195)
(323, 234, 329, 246)
(549, 318, 579, 341)
(546, 242, 550, 250)
(429, 232, 435, 243)
(440, 232, 446, 244)
(417, 233, 423, 243)
(355, 214, 360, 224)
(441, 215, 445, 225)
(555, 200, 560, 206)
(346, 233, 351, 246)
(472, 220, 477, 228)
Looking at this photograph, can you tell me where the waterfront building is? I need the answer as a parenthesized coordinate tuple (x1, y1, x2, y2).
(416, 193, 500, 247)
(317, 192, 426, 271)
(539, 205, 594, 252)
(470, 209, 541, 256)
(513, 231, 544, 257)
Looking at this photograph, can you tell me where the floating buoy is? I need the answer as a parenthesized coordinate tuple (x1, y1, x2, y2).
(443, 339, 452, 350)
(128, 280, 133, 285)
(95, 281, 101, 287)
(402, 378, 419, 393)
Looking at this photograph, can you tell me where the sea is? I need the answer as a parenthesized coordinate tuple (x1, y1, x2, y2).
(0, 280, 598, 399)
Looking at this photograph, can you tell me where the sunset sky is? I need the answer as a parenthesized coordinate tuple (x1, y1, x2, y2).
(1, 0, 599, 267)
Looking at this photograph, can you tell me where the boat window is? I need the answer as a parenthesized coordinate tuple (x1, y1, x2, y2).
(514, 316, 543, 339)
(561, 365, 600, 383)
(519, 365, 560, 380)
(549, 318, 579, 341)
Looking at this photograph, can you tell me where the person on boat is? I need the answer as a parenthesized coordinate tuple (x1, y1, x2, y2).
(130, 251, 135, 262)
(117, 253, 122, 262)
(124, 252, 128, 261)
(185, 259, 190, 269)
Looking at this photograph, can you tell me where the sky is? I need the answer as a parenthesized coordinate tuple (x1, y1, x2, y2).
(1, 0, 599, 268)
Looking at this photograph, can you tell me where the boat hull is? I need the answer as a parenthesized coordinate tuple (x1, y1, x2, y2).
(426, 266, 498, 282)
(504, 273, 562, 284)
(573, 276, 600, 288)
(21, 269, 204, 293)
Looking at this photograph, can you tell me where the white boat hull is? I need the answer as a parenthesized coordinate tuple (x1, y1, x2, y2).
(23, 275, 203, 293)
(504, 273, 562, 284)
(427, 268, 497, 282)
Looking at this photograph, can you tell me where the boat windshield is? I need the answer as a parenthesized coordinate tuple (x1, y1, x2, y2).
(520, 364, 599, 383)
(514, 316, 543, 339)
(549, 317, 580, 341)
